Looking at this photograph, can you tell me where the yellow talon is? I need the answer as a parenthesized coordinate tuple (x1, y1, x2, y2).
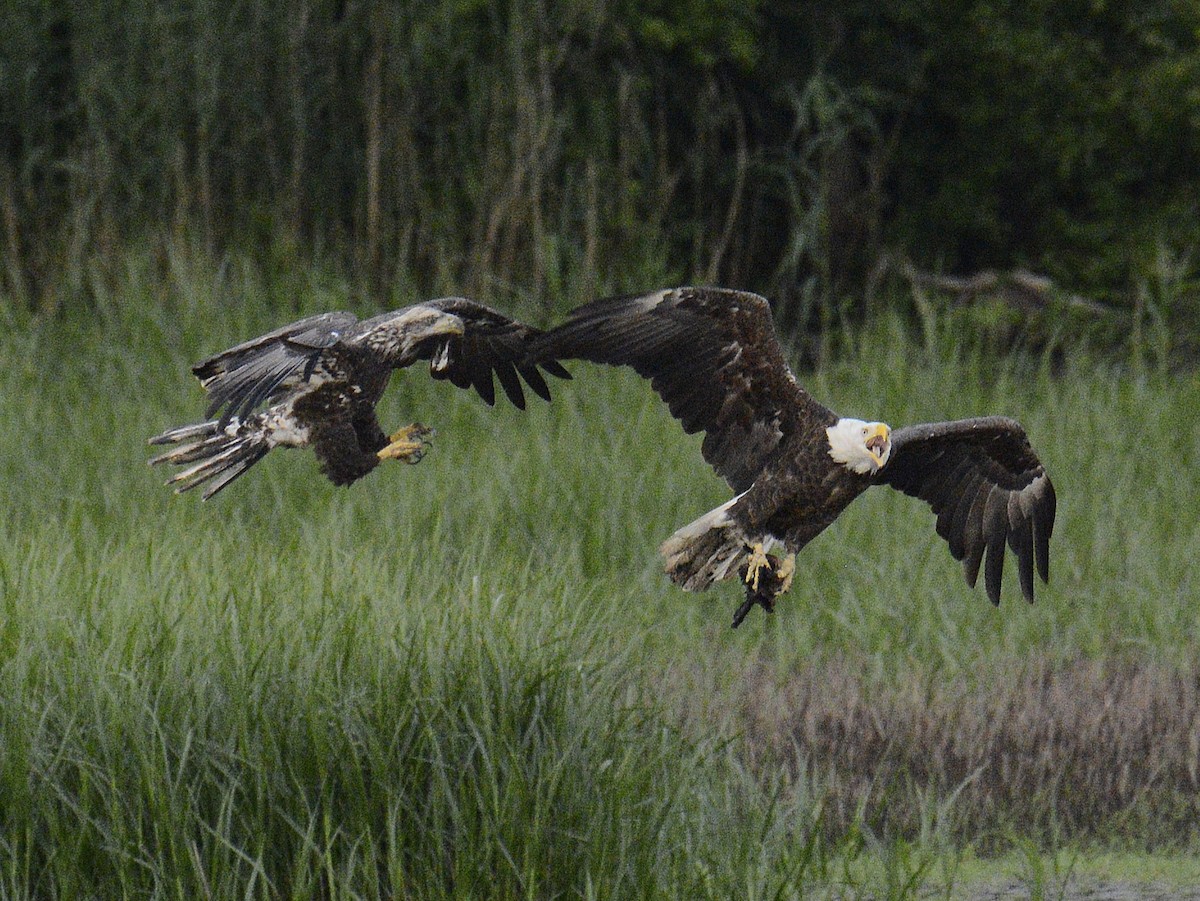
(775, 553, 796, 597)
(377, 439, 423, 463)
(377, 423, 433, 464)
(744, 542, 771, 592)
(389, 423, 433, 444)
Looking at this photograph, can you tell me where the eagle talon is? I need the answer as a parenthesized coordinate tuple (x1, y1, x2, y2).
(743, 542, 771, 592)
(732, 551, 794, 628)
(376, 441, 426, 464)
(775, 553, 796, 596)
(388, 423, 434, 445)
(377, 422, 434, 464)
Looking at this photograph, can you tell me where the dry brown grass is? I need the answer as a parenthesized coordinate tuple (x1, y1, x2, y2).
(733, 655, 1200, 849)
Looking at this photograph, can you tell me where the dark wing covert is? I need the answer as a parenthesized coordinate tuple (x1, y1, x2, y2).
(873, 416, 1056, 604)
(532, 286, 832, 492)
(418, 297, 570, 409)
(193, 311, 360, 427)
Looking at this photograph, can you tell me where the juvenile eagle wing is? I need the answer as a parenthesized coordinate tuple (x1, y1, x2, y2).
(191, 299, 570, 424)
(193, 311, 359, 427)
(534, 286, 833, 492)
(418, 297, 570, 409)
(874, 416, 1056, 604)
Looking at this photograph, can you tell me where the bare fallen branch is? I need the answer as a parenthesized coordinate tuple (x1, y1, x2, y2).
(884, 256, 1113, 315)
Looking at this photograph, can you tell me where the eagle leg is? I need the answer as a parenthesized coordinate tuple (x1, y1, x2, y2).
(743, 542, 771, 592)
(377, 423, 434, 465)
(775, 553, 796, 596)
(388, 423, 434, 445)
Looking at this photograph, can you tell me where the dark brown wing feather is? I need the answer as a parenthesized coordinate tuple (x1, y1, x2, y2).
(873, 416, 1056, 604)
(419, 297, 570, 409)
(532, 286, 834, 492)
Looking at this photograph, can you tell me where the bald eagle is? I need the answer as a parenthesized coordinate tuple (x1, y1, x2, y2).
(149, 298, 569, 498)
(533, 287, 1056, 627)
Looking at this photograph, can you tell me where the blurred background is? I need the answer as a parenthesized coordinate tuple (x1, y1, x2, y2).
(3, 0, 1198, 359)
(2, 4, 1200, 895)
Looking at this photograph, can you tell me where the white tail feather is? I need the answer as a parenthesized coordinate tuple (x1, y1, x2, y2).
(658, 494, 754, 592)
(148, 418, 269, 498)
(147, 420, 222, 447)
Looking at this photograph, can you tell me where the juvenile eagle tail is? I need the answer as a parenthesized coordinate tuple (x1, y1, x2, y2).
(147, 419, 270, 499)
(658, 496, 751, 592)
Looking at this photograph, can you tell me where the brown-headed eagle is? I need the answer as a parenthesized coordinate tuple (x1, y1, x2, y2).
(149, 298, 569, 498)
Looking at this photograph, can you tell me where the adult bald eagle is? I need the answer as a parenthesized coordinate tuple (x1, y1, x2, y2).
(149, 298, 569, 498)
(533, 287, 1056, 627)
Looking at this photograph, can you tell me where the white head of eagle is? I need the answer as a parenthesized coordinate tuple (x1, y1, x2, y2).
(827, 418, 892, 475)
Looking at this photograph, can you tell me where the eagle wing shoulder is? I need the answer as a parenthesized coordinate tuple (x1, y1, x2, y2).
(874, 416, 1056, 604)
(415, 297, 570, 409)
(533, 286, 833, 492)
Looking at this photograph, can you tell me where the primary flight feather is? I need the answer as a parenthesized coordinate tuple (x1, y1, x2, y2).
(532, 286, 1056, 626)
(149, 298, 569, 498)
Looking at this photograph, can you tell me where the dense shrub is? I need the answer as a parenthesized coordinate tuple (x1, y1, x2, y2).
(1, 0, 1197, 339)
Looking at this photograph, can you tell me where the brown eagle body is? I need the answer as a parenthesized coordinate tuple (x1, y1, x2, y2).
(533, 287, 1056, 626)
(149, 297, 569, 498)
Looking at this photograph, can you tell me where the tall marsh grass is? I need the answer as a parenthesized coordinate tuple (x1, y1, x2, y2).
(1, 257, 1198, 895)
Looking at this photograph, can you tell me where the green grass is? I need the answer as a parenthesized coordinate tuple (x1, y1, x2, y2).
(928, 850, 1200, 899)
(1, 258, 1198, 897)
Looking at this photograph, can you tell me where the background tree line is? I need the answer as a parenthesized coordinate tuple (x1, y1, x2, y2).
(2, 0, 1197, 354)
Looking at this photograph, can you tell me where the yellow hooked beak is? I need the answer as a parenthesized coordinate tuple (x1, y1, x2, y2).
(865, 423, 891, 467)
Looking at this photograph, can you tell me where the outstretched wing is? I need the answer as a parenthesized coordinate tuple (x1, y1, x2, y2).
(532, 286, 834, 492)
(193, 311, 360, 427)
(874, 416, 1056, 604)
(189, 299, 570, 424)
(417, 297, 570, 409)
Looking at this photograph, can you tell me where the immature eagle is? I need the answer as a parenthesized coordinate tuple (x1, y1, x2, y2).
(149, 298, 569, 498)
(534, 287, 1056, 627)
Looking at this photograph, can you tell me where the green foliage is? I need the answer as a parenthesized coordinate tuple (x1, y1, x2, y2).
(872, 0, 1200, 294)
(624, 0, 762, 69)
(2, 0, 1197, 343)
(0, 260, 883, 897)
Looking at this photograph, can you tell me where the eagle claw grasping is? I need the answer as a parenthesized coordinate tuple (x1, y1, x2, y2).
(732, 551, 791, 628)
(743, 542, 771, 592)
(378, 423, 434, 464)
